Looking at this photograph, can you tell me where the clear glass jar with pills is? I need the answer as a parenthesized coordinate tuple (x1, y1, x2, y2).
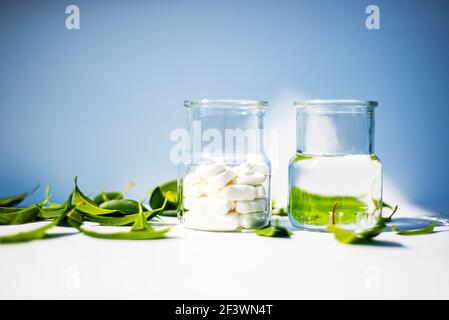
(178, 100, 271, 231)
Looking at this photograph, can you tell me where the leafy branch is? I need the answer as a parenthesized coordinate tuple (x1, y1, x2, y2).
(0, 178, 174, 244)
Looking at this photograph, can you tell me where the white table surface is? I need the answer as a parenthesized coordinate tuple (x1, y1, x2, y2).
(1, 208, 448, 300)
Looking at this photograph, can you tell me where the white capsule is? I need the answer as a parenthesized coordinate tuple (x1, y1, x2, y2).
(235, 199, 266, 214)
(235, 172, 266, 185)
(255, 185, 266, 198)
(203, 184, 223, 198)
(252, 163, 269, 176)
(210, 169, 237, 189)
(184, 172, 203, 186)
(182, 210, 204, 229)
(183, 184, 205, 198)
(192, 197, 234, 215)
(235, 162, 255, 175)
(238, 212, 267, 229)
(197, 163, 227, 179)
(201, 213, 239, 231)
(223, 185, 257, 201)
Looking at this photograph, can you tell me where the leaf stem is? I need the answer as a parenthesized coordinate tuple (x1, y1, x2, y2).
(121, 182, 135, 195)
(331, 202, 338, 225)
(387, 205, 399, 220)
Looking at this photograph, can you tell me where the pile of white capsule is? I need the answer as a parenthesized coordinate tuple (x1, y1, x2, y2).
(182, 162, 270, 231)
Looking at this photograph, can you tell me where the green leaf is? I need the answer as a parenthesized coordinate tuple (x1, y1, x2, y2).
(0, 207, 22, 214)
(70, 197, 170, 240)
(99, 199, 148, 215)
(292, 153, 313, 161)
(41, 185, 52, 206)
(0, 193, 28, 207)
(0, 185, 51, 220)
(272, 207, 288, 217)
(92, 182, 134, 205)
(93, 192, 123, 205)
(382, 201, 394, 210)
(131, 202, 147, 231)
(93, 182, 132, 204)
(327, 225, 360, 243)
(289, 186, 367, 225)
(271, 198, 288, 216)
(392, 222, 436, 235)
(37, 186, 71, 219)
(45, 185, 62, 208)
(0, 184, 39, 207)
(38, 205, 67, 219)
(0, 220, 58, 244)
(327, 218, 387, 244)
(355, 220, 387, 238)
(0, 205, 40, 225)
(67, 209, 83, 228)
(381, 204, 398, 222)
(81, 196, 168, 226)
(0, 193, 73, 244)
(72, 206, 169, 240)
(73, 177, 118, 215)
(149, 180, 178, 211)
(81, 212, 136, 226)
(255, 224, 292, 238)
(75, 226, 170, 240)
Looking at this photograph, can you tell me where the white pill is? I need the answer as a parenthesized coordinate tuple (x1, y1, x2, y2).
(192, 197, 234, 215)
(238, 212, 267, 229)
(235, 162, 255, 175)
(197, 163, 227, 179)
(252, 163, 269, 176)
(246, 154, 265, 164)
(235, 172, 266, 185)
(182, 210, 204, 229)
(184, 172, 203, 186)
(235, 199, 266, 214)
(183, 184, 205, 198)
(204, 184, 223, 198)
(210, 169, 237, 189)
(255, 185, 266, 198)
(211, 155, 226, 163)
(201, 213, 239, 231)
(223, 185, 257, 201)
(182, 197, 196, 210)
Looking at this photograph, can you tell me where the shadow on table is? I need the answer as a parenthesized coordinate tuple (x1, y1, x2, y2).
(348, 239, 404, 248)
(385, 216, 449, 233)
(42, 232, 78, 240)
(275, 219, 405, 247)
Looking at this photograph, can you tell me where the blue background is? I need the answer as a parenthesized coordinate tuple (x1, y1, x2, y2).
(0, 0, 448, 210)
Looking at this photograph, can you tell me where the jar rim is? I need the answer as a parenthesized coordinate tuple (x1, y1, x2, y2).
(294, 100, 378, 108)
(184, 99, 268, 109)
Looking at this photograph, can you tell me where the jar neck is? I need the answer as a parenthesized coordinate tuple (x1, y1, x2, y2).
(186, 108, 267, 162)
(296, 108, 375, 155)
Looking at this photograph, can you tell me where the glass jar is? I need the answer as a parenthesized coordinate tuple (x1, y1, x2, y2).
(178, 100, 271, 232)
(288, 100, 382, 231)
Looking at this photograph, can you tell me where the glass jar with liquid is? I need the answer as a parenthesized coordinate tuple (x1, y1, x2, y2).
(288, 100, 382, 231)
